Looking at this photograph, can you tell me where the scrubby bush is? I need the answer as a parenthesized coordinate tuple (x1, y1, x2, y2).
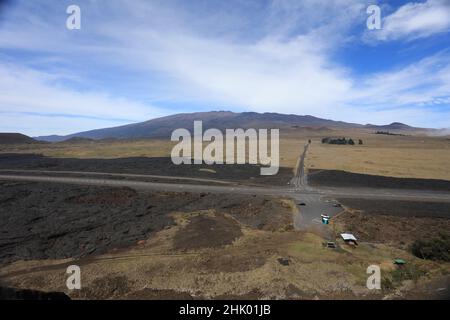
(391, 264, 426, 283)
(382, 263, 427, 290)
(375, 131, 405, 136)
(411, 233, 450, 262)
(321, 137, 358, 145)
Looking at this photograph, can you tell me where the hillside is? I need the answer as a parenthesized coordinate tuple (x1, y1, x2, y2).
(0, 133, 43, 145)
(56, 137, 95, 144)
(33, 111, 433, 142)
(35, 111, 366, 141)
(365, 122, 414, 130)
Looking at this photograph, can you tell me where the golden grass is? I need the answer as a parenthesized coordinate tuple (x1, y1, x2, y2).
(0, 135, 307, 173)
(305, 130, 450, 180)
(1, 128, 448, 181)
(0, 139, 175, 159)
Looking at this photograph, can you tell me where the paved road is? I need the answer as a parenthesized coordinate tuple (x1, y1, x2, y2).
(287, 143, 343, 231)
(291, 193, 342, 232)
(2, 152, 450, 233)
(0, 169, 236, 185)
(0, 174, 278, 195)
(1, 172, 449, 200)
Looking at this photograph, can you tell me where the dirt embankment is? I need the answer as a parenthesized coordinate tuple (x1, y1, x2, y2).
(308, 169, 450, 191)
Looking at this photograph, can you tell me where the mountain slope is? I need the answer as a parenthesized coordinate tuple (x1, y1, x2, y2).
(35, 111, 413, 142)
(365, 122, 413, 130)
(0, 133, 44, 144)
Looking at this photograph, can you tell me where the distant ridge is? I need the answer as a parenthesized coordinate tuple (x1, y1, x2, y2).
(365, 122, 413, 130)
(0, 133, 43, 145)
(56, 137, 95, 144)
(34, 111, 422, 142)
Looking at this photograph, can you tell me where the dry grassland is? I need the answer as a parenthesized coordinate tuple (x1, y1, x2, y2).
(305, 130, 450, 180)
(1, 128, 448, 180)
(3, 215, 443, 300)
(0, 135, 308, 174)
(0, 139, 175, 159)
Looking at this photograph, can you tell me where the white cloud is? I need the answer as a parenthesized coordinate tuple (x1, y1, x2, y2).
(350, 53, 450, 106)
(0, 113, 130, 137)
(100, 6, 450, 127)
(137, 34, 353, 113)
(0, 63, 167, 135)
(371, 0, 450, 41)
(0, 0, 449, 133)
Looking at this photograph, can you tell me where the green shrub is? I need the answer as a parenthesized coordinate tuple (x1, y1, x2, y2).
(382, 263, 426, 290)
(391, 264, 426, 284)
(411, 233, 450, 262)
(381, 277, 394, 290)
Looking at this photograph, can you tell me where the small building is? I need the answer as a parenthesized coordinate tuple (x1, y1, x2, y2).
(341, 233, 358, 246)
(321, 214, 330, 224)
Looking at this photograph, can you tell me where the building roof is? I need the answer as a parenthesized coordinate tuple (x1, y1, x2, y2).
(341, 233, 357, 241)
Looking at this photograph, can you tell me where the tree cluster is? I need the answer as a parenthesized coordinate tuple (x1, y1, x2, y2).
(321, 137, 362, 145)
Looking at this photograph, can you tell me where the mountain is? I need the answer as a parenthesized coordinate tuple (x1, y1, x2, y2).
(56, 137, 95, 144)
(365, 122, 413, 130)
(34, 111, 419, 142)
(35, 111, 362, 142)
(35, 134, 66, 143)
(0, 133, 44, 144)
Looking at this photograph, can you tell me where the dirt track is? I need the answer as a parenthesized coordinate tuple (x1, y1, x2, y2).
(290, 143, 309, 189)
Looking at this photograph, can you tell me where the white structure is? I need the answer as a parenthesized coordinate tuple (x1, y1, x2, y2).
(341, 233, 357, 242)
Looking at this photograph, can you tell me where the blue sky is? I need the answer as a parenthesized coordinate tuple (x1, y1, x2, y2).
(0, 0, 449, 136)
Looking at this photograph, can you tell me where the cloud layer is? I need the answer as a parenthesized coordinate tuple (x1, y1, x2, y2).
(0, 0, 449, 135)
(373, 0, 450, 41)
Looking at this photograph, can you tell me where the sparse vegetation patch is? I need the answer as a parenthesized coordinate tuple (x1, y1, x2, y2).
(374, 131, 405, 136)
(411, 233, 450, 262)
(321, 137, 360, 145)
